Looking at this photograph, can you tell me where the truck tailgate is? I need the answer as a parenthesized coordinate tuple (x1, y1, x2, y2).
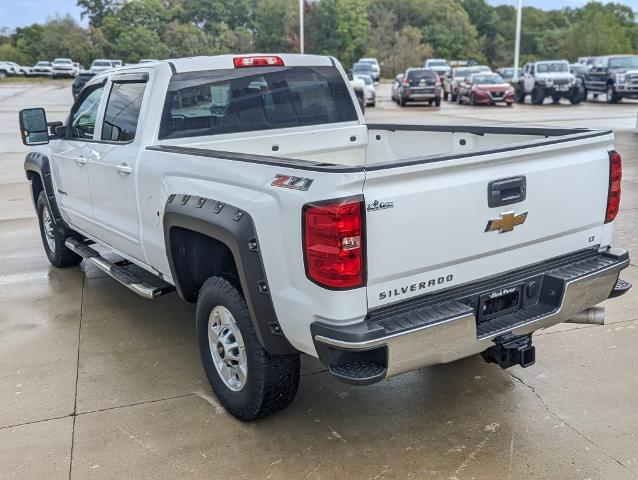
(364, 133, 613, 309)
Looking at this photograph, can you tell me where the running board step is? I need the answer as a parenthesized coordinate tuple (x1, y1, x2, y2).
(65, 238, 174, 299)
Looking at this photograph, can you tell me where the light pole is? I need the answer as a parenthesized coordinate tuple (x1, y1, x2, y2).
(299, 0, 305, 54)
(513, 0, 522, 81)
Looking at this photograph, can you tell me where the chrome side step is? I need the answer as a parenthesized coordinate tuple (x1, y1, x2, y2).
(65, 237, 174, 299)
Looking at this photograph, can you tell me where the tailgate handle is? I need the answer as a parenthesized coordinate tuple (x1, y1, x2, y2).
(488, 177, 526, 207)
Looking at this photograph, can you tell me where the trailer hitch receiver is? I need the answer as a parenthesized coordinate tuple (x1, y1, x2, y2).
(481, 334, 535, 369)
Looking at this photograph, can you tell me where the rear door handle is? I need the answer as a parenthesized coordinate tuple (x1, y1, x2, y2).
(116, 163, 132, 175)
(488, 176, 526, 208)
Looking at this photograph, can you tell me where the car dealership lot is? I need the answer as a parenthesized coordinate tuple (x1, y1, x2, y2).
(1, 80, 638, 479)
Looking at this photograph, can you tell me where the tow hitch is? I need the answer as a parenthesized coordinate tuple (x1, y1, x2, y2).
(481, 334, 535, 369)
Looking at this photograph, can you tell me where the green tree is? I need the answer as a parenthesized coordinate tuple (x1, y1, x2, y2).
(77, 0, 121, 27)
(420, 0, 481, 60)
(112, 26, 169, 62)
(314, 0, 369, 68)
(254, 0, 294, 52)
(162, 20, 210, 57)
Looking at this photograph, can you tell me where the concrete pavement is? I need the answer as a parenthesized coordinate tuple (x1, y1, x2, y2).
(0, 80, 637, 479)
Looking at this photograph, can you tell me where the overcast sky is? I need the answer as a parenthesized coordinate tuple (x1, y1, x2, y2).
(0, 0, 636, 30)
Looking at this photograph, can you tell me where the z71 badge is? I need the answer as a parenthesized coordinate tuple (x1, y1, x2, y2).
(367, 200, 394, 212)
(271, 174, 314, 191)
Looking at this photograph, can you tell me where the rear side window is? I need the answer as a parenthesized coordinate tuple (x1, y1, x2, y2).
(101, 82, 146, 142)
(160, 66, 357, 139)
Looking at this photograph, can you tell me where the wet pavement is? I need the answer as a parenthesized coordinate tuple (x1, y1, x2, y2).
(1, 80, 637, 479)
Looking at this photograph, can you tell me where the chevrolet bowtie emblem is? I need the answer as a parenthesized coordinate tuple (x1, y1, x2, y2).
(485, 211, 528, 233)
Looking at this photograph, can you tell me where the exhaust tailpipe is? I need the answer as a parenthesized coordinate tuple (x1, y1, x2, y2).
(565, 306, 605, 325)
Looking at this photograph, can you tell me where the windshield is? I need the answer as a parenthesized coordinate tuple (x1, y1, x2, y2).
(537, 63, 568, 73)
(353, 63, 373, 71)
(473, 74, 505, 84)
(54, 59, 72, 64)
(500, 68, 514, 77)
(93, 61, 111, 67)
(454, 68, 469, 78)
(160, 66, 357, 140)
(355, 75, 373, 85)
(428, 60, 447, 67)
(36, 62, 50, 66)
(609, 57, 638, 69)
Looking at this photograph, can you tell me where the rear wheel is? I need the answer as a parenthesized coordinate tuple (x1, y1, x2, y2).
(551, 94, 561, 104)
(531, 86, 545, 105)
(196, 276, 300, 421)
(36, 190, 82, 268)
(607, 83, 620, 103)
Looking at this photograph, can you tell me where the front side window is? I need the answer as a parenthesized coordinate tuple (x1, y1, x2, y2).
(101, 82, 147, 142)
(160, 66, 357, 139)
(69, 86, 105, 139)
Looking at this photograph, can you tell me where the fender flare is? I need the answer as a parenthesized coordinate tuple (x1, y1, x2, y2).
(163, 194, 296, 355)
(24, 152, 68, 228)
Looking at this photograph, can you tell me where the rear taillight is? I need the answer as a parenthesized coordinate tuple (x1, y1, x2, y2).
(605, 150, 622, 223)
(303, 197, 365, 289)
(233, 56, 284, 68)
(403, 79, 409, 86)
(435, 77, 441, 86)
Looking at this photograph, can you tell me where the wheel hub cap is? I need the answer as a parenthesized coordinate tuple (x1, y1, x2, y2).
(208, 306, 247, 391)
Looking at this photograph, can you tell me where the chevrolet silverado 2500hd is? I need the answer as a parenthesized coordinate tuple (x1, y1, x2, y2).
(19, 54, 631, 420)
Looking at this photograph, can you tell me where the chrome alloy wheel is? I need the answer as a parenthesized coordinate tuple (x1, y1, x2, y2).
(208, 306, 247, 391)
(42, 204, 56, 252)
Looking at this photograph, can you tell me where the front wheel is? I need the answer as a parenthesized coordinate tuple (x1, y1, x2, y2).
(196, 276, 300, 421)
(607, 83, 620, 103)
(36, 190, 82, 268)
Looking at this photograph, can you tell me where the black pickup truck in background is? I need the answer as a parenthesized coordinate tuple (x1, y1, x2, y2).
(585, 55, 638, 103)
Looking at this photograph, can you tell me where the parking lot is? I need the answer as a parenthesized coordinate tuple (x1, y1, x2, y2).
(1, 80, 638, 479)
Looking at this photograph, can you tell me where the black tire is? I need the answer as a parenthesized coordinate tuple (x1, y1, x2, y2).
(607, 83, 620, 103)
(470, 93, 476, 106)
(36, 190, 82, 268)
(516, 83, 526, 103)
(399, 97, 406, 107)
(457, 93, 463, 105)
(451, 93, 457, 102)
(531, 86, 545, 105)
(443, 91, 449, 101)
(196, 276, 300, 421)
(551, 94, 561, 104)
(434, 97, 441, 107)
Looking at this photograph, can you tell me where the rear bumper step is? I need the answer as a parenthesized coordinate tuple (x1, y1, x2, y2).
(65, 238, 174, 299)
(312, 247, 629, 384)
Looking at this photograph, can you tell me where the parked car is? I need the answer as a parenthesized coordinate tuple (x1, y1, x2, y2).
(352, 62, 376, 82)
(52, 58, 76, 78)
(111, 59, 123, 68)
(457, 72, 515, 106)
(73, 63, 82, 76)
(18, 53, 631, 420)
(32, 61, 53, 76)
(443, 65, 491, 101)
(584, 55, 638, 103)
(90, 59, 114, 73)
(397, 68, 441, 107)
(354, 74, 376, 106)
(497, 67, 522, 84)
(347, 70, 366, 113)
(424, 58, 451, 78)
(72, 71, 96, 99)
(356, 58, 380, 81)
(2, 61, 29, 76)
(517, 60, 581, 105)
(391, 73, 404, 103)
(0, 61, 19, 77)
(569, 63, 588, 103)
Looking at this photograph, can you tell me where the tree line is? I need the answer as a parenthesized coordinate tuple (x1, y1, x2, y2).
(0, 0, 636, 77)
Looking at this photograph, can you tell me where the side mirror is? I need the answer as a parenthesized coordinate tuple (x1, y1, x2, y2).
(19, 108, 49, 145)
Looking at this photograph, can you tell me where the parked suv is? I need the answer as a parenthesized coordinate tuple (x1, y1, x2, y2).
(32, 61, 53, 76)
(584, 55, 638, 103)
(357, 58, 380, 81)
(397, 68, 441, 107)
(52, 58, 75, 78)
(424, 58, 450, 78)
(90, 59, 114, 73)
(517, 60, 581, 105)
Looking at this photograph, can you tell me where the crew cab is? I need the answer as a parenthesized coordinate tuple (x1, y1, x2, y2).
(19, 54, 631, 420)
(585, 55, 638, 103)
(517, 60, 582, 105)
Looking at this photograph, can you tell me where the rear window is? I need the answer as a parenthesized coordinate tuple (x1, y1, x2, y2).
(160, 66, 357, 140)
(407, 69, 435, 81)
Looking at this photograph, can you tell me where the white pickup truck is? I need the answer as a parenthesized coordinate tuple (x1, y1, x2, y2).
(19, 54, 631, 420)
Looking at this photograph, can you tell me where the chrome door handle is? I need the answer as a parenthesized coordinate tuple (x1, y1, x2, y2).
(116, 163, 132, 175)
(74, 156, 87, 165)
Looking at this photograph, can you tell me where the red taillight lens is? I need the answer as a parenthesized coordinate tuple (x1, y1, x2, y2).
(303, 197, 365, 289)
(605, 150, 622, 223)
(435, 77, 441, 86)
(233, 56, 284, 68)
(403, 79, 409, 86)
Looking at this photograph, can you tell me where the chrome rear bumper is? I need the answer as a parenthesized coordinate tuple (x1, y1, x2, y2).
(312, 247, 629, 383)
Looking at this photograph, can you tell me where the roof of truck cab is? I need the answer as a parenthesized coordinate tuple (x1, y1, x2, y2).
(166, 54, 335, 73)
